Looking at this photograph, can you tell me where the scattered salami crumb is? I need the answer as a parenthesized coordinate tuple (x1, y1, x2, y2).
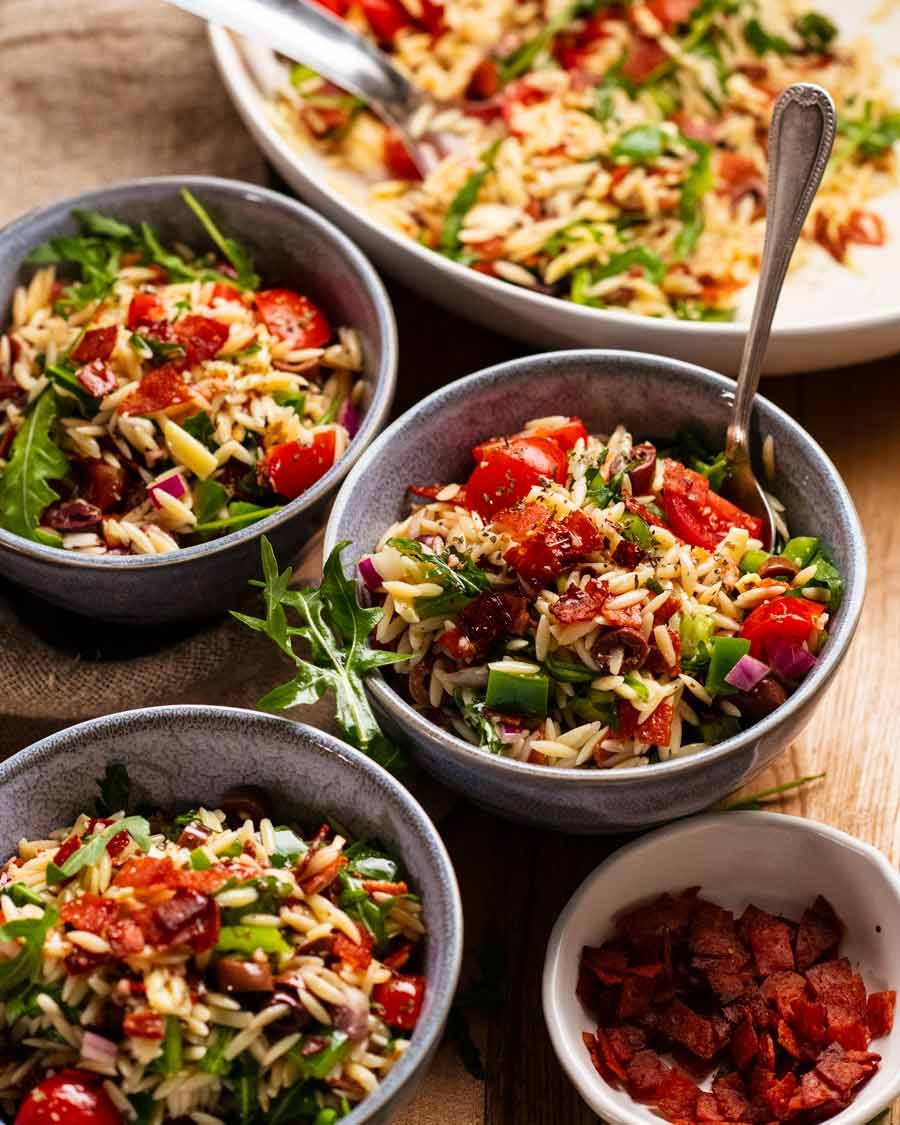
(578, 889, 893, 1124)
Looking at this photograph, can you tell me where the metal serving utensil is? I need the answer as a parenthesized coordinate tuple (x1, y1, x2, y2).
(164, 0, 439, 173)
(723, 83, 836, 550)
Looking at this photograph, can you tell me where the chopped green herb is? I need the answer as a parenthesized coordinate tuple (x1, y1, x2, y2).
(193, 504, 282, 535)
(676, 139, 713, 256)
(485, 665, 549, 718)
(130, 331, 186, 364)
(612, 124, 668, 164)
(182, 411, 217, 449)
(453, 690, 504, 753)
(795, 11, 836, 51)
(193, 478, 228, 525)
(440, 141, 502, 259)
(744, 17, 792, 55)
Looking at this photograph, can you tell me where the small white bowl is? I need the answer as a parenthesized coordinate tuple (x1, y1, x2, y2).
(542, 812, 900, 1125)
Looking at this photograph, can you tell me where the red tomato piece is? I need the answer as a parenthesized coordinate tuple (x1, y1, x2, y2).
(383, 129, 422, 181)
(310, 0, 350, 15)
(739, 596, 826, 661)
(173, 314, 229, 365)
(661, 459, 762, 549)
(466, 58, 501, 100)
(256, 289, 332, 349)
(616, 700, 673, 745)
(361, 0, 413, 40)
(126, 292, 166, 329)
(466, 437, 568, 519)
(122, 1009, 166, 1039)
(117, 364, 193, 416)
(333, 927, 375, 970)
(72, 326, 117, 364)
(76, 359, 117, 398)
(210, 281, 244, 306)
(621, 35, 668, 83)
(524, 417, 588, 451)
(265, 430, 337, 500)
(373, 972, 425, 1030)
(15, 1070, 122, 1125)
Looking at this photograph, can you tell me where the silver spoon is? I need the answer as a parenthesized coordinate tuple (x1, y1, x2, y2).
(166, 0, 437, 172)
(723, 83, 835, 550)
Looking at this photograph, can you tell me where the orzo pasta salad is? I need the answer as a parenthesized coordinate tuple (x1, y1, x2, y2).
(0, 192, 364, 555)
(360, 416, 842, 768)
(0, 769, 426, 1124)
(272, 0, 899, 321)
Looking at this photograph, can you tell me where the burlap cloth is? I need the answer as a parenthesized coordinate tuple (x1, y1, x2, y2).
(0, 0, 341, 754)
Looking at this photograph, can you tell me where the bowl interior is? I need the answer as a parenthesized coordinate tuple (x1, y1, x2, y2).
(543, 813, 900, 1125)
(0, 176, 395, 563)
(0, 705, 461, 1122)
(325, 350, 864, 778)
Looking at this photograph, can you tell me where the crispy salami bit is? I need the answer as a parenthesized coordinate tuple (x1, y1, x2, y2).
(866, 990, 896, 1039)
(795, 896, 844, 969)
(739, 905, 795, 975)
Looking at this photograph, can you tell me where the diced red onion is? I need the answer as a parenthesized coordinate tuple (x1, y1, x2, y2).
(358, 556, 382, 590)
(80, 1030, 118, 1066)
(724, 654, 770, 692)
(769, 640, 818, 681)
(147, 473, 188, 508)
(338, 400, 361, 438)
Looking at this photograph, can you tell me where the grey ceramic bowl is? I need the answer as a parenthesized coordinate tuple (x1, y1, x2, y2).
(324, 350, 866, 834)
(0, 176, 396, 625)
(0, 705, 462, 1125)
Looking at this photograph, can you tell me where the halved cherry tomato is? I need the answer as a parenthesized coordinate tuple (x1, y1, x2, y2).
(739, 596, 825, 661)
(372, 972, 425, 1030)
(620, 34, 668, 83)
(265, 430, 337, 500)
(616, 700, 673, 745)
(256, 289, 332, 349)
(210, 281, 244, 306)
(173, 314, 229, 365)
(466, 437, 568, 519)
(117, 364, 193, 416)
(661, 460, 762, 550)
(361, 0, 412, 41)
(72, 326, 117, 364)
(383, 129, 422, 181)
(126, 292, 166, 329)
(522, 417, 588, 452)
(15, 1070, 122, 1125)
(310, 0, 350, 14)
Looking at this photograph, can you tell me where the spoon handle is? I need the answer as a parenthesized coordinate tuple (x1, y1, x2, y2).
(726, 83, 836, 460)
(170, 0, 422, 130)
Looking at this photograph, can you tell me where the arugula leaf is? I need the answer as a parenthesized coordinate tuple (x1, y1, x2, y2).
(28, 215, 135, 315)
(130, 331, 186, 364)
(46, 817, 152, 885)
(71, 209, 138, 241)
(656, 427, 730, 491)
(612, 124, 668, 164)
(193, 479, 228, 525)
(193, 504, 282, 536)
(440, 141, 502, 259)
(744, 17, 792, 55)
(676, 139, 713, 256)
(0, 390, 69, 545)
(0, 906, 58, 999)
(266, 1082, 321, 1125)
(795, 11, 836, 51)
(182, 411, 216, 449)
(837, 103, 900, 161)
(234, 538, 408, 771)
(140, 223, 197, 283)
(452, 690, 504, 754)
(388, 537, 491, 600)
(95, 761, 131, 816)
(45, 360, 99, 413)
(181, 189, 260, 290)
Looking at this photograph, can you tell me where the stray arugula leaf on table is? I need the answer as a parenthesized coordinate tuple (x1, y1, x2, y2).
(233, 537, 407, 772)
(0, 389, 69, 545)
(720, 772, 826, 811)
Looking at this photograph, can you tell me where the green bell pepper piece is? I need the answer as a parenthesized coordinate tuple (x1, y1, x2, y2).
(680, 612, 715, 658)
(157, 1015, 182, 1076)
(619, 512, 653, 549)
(571, 690, 618, 726)
(485, 667, 549, 718)
(739, 548, 771, 574)
(543, 650, 595, 683)
(704, 636, 751, 696)
(216, 925, 291, 957)
(190, 847, 213, 871)
(783, 536, 819, 568)
(296, 1030, 351, 1080)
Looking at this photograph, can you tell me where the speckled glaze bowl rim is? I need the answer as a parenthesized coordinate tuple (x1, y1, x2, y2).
(0, 704, 463, 1125)
(541, 811, 900, 1125)
(0, 175, 397, 570)
(324, 349, 867, 786)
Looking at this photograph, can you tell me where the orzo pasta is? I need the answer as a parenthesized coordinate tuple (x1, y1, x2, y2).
(0, 192, 364, 555)
(360, 415, 842, 768)
(271, 0, 899, 321)
(0, 771, 426, 1123)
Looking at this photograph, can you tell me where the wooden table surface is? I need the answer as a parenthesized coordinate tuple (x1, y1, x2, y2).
(367, 280, 900, 1125)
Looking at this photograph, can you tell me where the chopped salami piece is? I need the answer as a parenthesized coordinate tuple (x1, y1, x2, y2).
(583, 1030, 617, 1082)
(790, 997, 829, 1047)
(605, 1024, 648, 1064)
(618, 973, 656, 1020)
(794, 1068, 847, 1112)
(655, 1068, 701, 1122)
(731, 1013, 759, 1071)
(739, 905, 795, 975)
(866, 990, 896, 1039)
(658, 999, 722, 1060)
(696, 1091, 721, 1121)
(760, 1071, 797, 1118)
(690, 900, 746, 961)
(776, 1017, 804, 1059)
(813, 1043, 880, 1095)
(795, 896, 844, 969)
(597, 1027, 629, 1080)
(76, 358, 117, 397)
(551, 578, 610, 623)
(582, 943, 630, 984)
(757, 1031, 776, 1070)
(805, 958, 868, 1045)
(760, 970, 808, 1020)
(697, 959, 755, 1004)
(577, 959, 614, 1016)
(72, 325, 117, 364)
(712, 1073, 750, 1122)
(616, 890, 698, 947)
(626, 1049, 671, 1100)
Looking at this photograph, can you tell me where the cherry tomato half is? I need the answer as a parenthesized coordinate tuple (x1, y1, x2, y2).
(360, 0, 412, 41)
(372, 972, 425, 1030)
(661, 459, 762, 550)
(210, 281, 244, 306)
(265, 430, 337, 500)
(466, 437, 568, 519)
(126, 292, 166, 330)
(15, 1070, 122, 1125)
(173, 314, 229, 366)
(256, 289, 332, 349)
(739, 596, 825, 661)
(383, 129, 422, 181)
